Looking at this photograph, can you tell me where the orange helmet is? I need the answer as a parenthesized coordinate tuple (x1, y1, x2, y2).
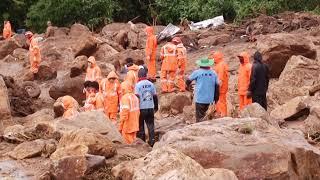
(172, 37, 182, 44)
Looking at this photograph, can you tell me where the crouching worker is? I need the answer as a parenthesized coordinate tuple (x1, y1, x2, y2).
(186, 58, 220, 122)
(119, 81, 140, 144)
(53, 95, 79, 119)
(83, 81, 104, 111)
(100, 71, 121, 123)
(135, 68, 158, 146)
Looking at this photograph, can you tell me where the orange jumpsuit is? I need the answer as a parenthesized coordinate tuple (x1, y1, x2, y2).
(29, 37, 41, 74)
(3, 21, 12, 40)
(119, 81, 140, 144)
(212, 52, 229, 117)
(125, 64, 140, 88)
(145, 26, 157, 80)
(84, 92, 104, 111)
(85, 56, 102, 83)
(61, 95, 79, 119)
(160, 42, 177, 93)
(238, 52, 252, 110)
(100, 71, 121, 123)
(176, 43, 187, 92)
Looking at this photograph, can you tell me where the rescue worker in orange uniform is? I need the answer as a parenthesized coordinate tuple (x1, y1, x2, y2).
(3, 21, 12, 40)
(160, 38, 178, 93)
(83, 81, 104, 111)
(119, 81, 140, 144)
(85, 56, 102, 83)
(125, 58, 140, 88)
(172, 37, 187, 92)
(25, 31, 41, 74)
(100, 71, 121, 123)
(145, 26, 157, 82)
(238, 52, 252, 111)
(211, 51, 229, 117)
(53, 95, 79, 119)
(61, 95, 79, 119)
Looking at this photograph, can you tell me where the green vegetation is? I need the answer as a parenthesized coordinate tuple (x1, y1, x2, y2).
(1, 0, 319, 32)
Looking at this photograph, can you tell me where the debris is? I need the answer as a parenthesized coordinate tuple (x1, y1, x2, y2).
(157, 23, 181, 42)
(189, 15, 224, 31)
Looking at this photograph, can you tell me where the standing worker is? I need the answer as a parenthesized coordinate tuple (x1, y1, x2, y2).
(145, 26, 157, 82)
(237, 52, 252, 111)
(3, 21, 12, 40)
(119, 81, 140, 144)
(248, 51, 269, 110)
(173, 37, 187, 92)
(160, 38, 178, 93)
(135, 68, 158, 146)
(25, 31, 41, 74)
(186, 58, 220, 122)
(100, 71, 121, 123)
(125, 58, 140, 88)
(85, 56, 102, 83)
(211, 51, 229, 117)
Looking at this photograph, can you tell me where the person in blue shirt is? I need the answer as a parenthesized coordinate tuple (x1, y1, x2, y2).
(135, 68, 158, 146)
(186, 58, 220, 122)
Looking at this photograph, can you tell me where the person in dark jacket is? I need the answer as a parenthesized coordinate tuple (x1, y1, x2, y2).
(135, 68, 158, 146)
(248, 51, 269, 110)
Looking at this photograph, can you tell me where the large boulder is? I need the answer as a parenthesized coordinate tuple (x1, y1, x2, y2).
(3, 122, 58, 143)
(8, 139, 46, 160)
(21, 108, 54, 127)
(240, 103, 278, 126)
(51, 128, 116, 160)
(36, 65, 57, 81)
(257, 33, 317, 78)
(160, 92, 192, 115)
(102, 23, 130, 38)
(268, 56, 320, 108)
(12, 48, 28, 61)
(0, 76, 12, 126)
(70, 55, 88, 78)
(53, 155, 106, 179)
(54, 111, 123, 143)
(69, 23, 91, 37)
(198, 34, 231, 47)
(305, 105, 320, 137)
(3, 76, 36, 117)
(155, 118, 320, 179)
(12, 34, 28, 49)
(39, 23, 97, 64)
(112, 147, 238, 180)
(270, 96, 309, 121)
(105, 49, 145, 71)
(93, 43, 118, 62)
(49, 77, 85, 104)
(0, 39, 20, 59)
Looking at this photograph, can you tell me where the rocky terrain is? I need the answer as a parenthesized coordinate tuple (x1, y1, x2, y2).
(0, 12, 320, 179)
